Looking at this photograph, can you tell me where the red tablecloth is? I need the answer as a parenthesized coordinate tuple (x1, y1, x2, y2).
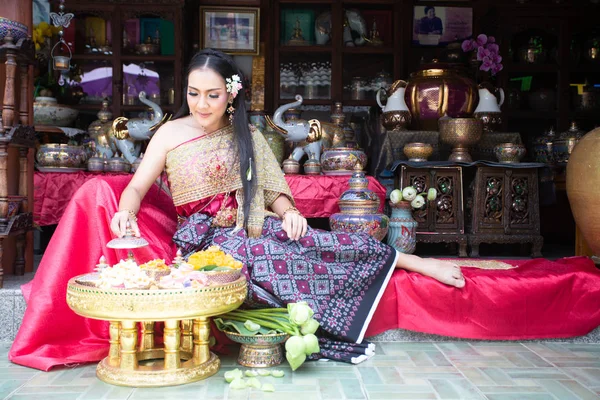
(34, 172, 386, 226)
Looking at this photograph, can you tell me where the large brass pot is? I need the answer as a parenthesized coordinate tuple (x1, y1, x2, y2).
(566, 127, 599, 256)
(405, 61, 478, 130)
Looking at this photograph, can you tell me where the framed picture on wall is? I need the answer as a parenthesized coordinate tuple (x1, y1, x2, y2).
(412, 6, 473, 47)
(200, 6, 260, 55)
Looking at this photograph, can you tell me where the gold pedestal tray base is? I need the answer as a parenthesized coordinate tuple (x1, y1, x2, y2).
(97, 351, 220, 387)
(238, 344, 284, 368)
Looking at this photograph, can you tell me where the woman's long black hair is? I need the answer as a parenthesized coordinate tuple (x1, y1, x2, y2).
(173, 49, 256, 228)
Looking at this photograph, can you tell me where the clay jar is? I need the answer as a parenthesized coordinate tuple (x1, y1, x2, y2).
(567, 127, 600, 256)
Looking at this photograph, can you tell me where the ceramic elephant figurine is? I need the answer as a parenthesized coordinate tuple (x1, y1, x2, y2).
(315, 9, 367, 46)
(111, 91, 165, 164)
(266, 95, 344, 163)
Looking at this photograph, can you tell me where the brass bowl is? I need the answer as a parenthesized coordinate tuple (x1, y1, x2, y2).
(224, 331, 289, 368)
(403, 142, 433, 162)
(201, 269, 243, 285)
(438, 117, 483, 162)
(494, 142, 526, 163)
(36, 144, 87, 168)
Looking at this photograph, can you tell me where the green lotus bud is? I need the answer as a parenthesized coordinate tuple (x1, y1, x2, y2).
(286, 351, 307, 371)
(302, 333, 320, 355)
(411, 195, 426, 209)
(427, 188, 438, 201)
(246, 377, 261, 389)
(287, 302, 314, 326)
(229, 377, 246, 390)
(244, 320, 261, 333)
(390, 189, 403, 204)
(271, 370, 285, 378)
(300, 318, 320, 335)
(402, 186, 417, 202)
(262, 383, 276, 392)
(257, 369, 271, 376)
(245, 370, 258, 377)
(285, 335, 306, 357)
(224, 369, 243, 383)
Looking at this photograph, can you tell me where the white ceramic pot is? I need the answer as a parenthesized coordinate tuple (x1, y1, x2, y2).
(33, 97, 79, 127)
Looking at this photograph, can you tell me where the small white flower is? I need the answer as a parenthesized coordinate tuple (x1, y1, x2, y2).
(225, 74, 243, 98)
(390, 189, 403, 204)
(402, 186, 417, 202)
(411, 195, 426, 209)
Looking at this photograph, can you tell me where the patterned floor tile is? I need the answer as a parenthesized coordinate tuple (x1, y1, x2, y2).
(484, 394, 555, 400)
(0, 379, 30, 399)
(1, 340, 599, 399)
(560, 367, 600, 389)
(317, 378, 343, 400)
(429, 378, 486, 399)
(78, 380, 135, 400)
(535, 379, 600, 400)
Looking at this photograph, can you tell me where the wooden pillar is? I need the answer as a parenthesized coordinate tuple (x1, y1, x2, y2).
(0, 0, 34, 276)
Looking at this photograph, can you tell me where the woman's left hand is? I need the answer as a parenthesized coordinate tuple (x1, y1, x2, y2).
(282, 211, 307, 241)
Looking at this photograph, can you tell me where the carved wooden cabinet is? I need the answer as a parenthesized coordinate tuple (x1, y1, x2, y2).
(398, 165, 467, 257)
(468, 166, 543, 258)
(0, 35, 36, 287)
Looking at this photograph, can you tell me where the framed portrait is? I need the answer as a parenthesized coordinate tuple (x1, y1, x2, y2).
(412, 6, 473, 47)
(200, 7, 260, 55)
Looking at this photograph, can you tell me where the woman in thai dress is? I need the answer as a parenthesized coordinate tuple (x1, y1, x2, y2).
(9, 49, 463, 371)
(111, 48, 465, 337)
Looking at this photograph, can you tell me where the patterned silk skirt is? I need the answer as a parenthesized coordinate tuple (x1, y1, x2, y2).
(173, 213, 398, 343)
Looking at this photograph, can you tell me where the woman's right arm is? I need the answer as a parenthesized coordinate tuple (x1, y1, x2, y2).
(110, 125, 173, 238)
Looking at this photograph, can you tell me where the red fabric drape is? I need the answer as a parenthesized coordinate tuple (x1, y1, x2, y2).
(34, 172, 388, 226)
(14, 175, 600, 371)
(284, 174, 386, 218)
(365, 257, 600, 340)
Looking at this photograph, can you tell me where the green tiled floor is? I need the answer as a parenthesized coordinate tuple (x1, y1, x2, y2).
(1, 341, 599, 399)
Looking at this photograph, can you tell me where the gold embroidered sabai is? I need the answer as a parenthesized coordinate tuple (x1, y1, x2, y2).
(166, 125, 294, 238)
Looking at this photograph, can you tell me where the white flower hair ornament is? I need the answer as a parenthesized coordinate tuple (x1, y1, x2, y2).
(225, 74, 243, 99)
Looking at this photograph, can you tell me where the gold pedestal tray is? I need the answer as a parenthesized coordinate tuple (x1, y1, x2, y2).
(66, 275, 247, 387)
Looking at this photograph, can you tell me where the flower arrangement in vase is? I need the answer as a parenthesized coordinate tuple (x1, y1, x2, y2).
(387, 186, 437, 254)
(462, 34, 504, 78)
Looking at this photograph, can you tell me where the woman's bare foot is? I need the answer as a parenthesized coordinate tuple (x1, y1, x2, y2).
(395, 254, 465, 288)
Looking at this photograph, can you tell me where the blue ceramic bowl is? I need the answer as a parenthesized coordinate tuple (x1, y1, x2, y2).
(0, 17, 28, 44)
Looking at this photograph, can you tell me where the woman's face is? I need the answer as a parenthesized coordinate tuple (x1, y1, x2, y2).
(427, 8, 435, 18)
(187, 68, 231, 133)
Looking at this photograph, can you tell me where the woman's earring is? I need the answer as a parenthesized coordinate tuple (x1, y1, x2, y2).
(227, 103, 235, 123)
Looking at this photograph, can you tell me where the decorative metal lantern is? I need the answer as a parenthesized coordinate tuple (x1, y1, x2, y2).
(49, 0, 74, 73)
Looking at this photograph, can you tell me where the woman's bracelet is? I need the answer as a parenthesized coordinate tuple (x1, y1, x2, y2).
(282, 206, 301, 219)
(121, 209, 138, 222)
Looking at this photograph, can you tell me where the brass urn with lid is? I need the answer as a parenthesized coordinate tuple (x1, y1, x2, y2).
(328, 167, 389, 241)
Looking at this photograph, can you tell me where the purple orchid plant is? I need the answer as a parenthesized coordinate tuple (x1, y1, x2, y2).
(462, 34, 504, 76)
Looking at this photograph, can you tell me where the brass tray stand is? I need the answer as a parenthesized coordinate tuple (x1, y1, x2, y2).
(66, 276, 247, 387)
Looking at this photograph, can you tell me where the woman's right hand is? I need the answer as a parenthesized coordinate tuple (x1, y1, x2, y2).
(110, 210, 140, 238)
